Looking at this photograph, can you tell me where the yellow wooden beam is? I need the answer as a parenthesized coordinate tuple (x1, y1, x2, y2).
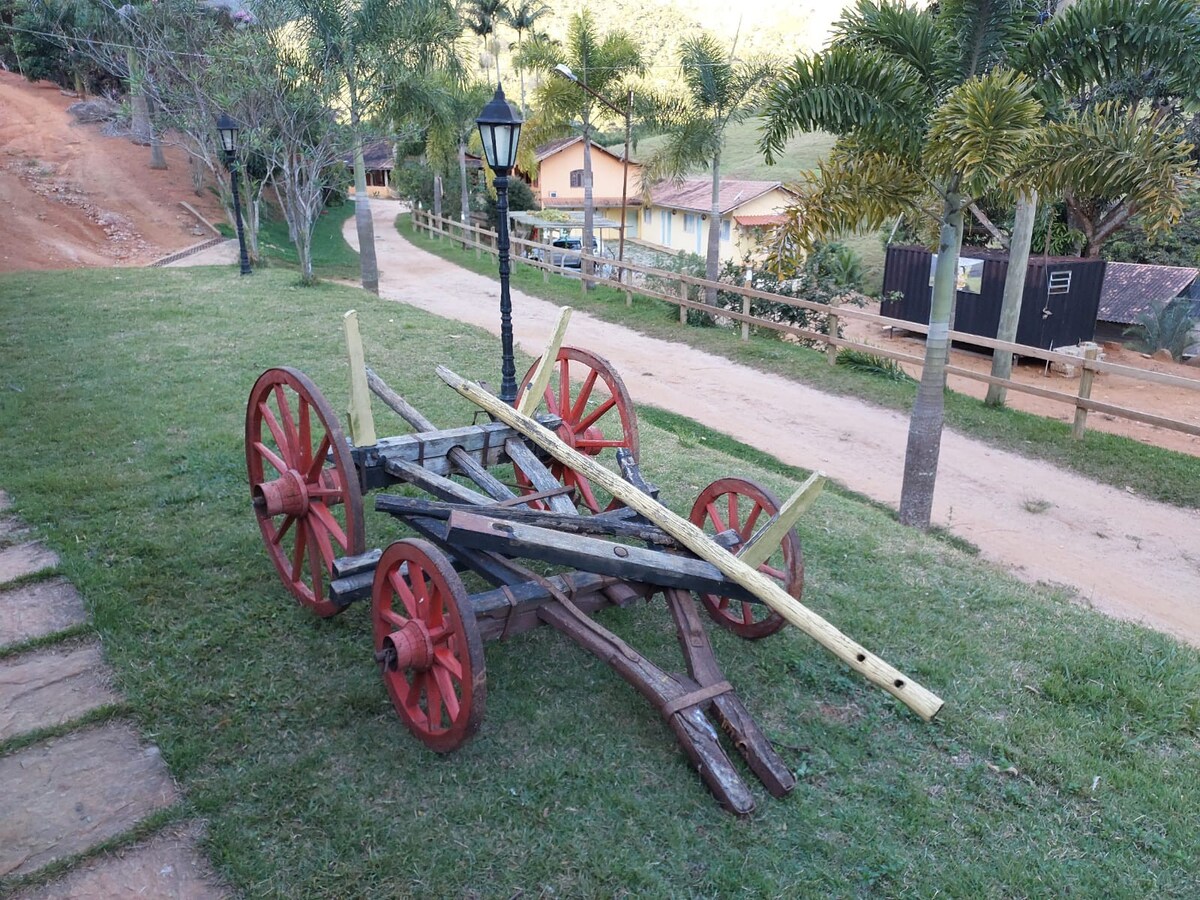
(436, 365, 943, 722)
(517, 307, 573, 417)
(738, 473, 826, 570)
(342, 310, 376, 447)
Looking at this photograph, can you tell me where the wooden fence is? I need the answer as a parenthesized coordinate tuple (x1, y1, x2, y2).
(410, 208, 1200, 443)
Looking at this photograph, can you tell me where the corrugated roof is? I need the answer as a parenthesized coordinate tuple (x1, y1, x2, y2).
(648, 179, 794, 214)
(1097, 261, 1198, 324)
(734, 214, 788, 227)
(344, 139, 394, 170)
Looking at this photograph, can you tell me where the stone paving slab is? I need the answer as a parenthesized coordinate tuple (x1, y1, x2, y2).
(0, 517, 30, 544)
(0, 579, 88, 648)
(0, 642, 121, 741)
(0, 722, 178, 878)
(0, 543, 58, 585)
(13, 822, 227, 900)
(0, 490, 10, 512)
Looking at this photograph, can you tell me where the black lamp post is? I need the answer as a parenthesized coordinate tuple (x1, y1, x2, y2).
(475, 84, 523, 405)
(217, 113, 252, 276)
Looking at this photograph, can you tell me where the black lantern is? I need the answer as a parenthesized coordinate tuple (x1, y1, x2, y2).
(216, 113, 252, 276)
(475, 85, 523, 404)
(475, 85, 522, 176)
(216, 113, 239, 158)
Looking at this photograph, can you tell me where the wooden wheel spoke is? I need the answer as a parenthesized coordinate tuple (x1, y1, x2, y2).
(298, 398, 313, 470)
(759, 563, 786, 581)
(432, 667, 460, 720)
(739, 602, 755, 625)
(576, 476, 601, 514)
(727, 494, 741, 533)
(556, 358, 570, 417)
(574, 438, 628, 450)
(704, 503, 728, 534)
(259, 403, 293, 466)
(574, 394, 616, 434)
(425, 672, 445, 728)
(255, 442, 288, 475)
(273, 385, 299, 456)
(305, 434, 332, 483)
(271, 514, 296, 545)
(306, 510, 338, 568)
(389, 569, 418, 618)
(568, 369, 600, 423)
(308, 501, 349, 551)
(743, 503, 765, 537)
(308, 528, 323, 598)
(290, 524, 306, 583)
(381, 606, 408, 630)
(433, 646, 463, 680)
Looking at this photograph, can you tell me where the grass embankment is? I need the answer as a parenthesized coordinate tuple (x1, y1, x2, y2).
(400, 214, 1200, 512)
(219, 201, 358, 280)
(0, 267, 1198, 897)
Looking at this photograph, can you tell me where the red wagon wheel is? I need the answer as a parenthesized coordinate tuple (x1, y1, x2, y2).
(372, 539, 486, 753)
(246, 367, 365, 618)
(689, 477, 804, 640)
(514, 346, 639, 514)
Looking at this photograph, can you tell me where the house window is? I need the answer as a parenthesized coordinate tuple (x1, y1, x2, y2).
(1048, 270, 1071, 294)
(721, 219, 731, 241)
(683, 213, 696, 234)
(643, 207, 652, 224)
(570, 169, 584, 188)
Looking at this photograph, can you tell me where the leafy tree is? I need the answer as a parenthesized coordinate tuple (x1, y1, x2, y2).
(421, 77, 493, 226)
(640, 33, 776, 304)
(517, 10, 643, 280)
(294, 0, 461, 294)
(1104, 191, 1200, 268)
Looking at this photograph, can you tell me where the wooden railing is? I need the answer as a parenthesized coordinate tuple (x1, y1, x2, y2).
(410, 209, 1200, 443)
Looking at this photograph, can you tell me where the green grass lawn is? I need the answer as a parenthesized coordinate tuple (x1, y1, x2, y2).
(1, 267, 1198, 897)
(402, 215, 1200, 513)
(225, 201, 359, 280)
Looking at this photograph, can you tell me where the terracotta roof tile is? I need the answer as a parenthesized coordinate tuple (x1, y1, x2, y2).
(648, 179, 795, 214)
(734, 214, 788, 227)
(1097, 262, 1199, 324)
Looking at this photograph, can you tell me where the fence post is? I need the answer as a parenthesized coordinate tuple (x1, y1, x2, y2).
(741, 290, 751, 342)
(826, 296, 841, 366)
(679, 281, 688, 325)
(475, 226, 482, 260)
(1072, 345, 1099, 439)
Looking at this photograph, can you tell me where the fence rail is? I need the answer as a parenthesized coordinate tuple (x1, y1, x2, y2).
(410, 209, 1200, 444)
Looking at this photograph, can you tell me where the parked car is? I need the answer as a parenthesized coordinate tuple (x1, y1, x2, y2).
(532, 237, 597, 269)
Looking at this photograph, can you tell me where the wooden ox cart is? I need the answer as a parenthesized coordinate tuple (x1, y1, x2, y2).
(244, 312, 942, 814)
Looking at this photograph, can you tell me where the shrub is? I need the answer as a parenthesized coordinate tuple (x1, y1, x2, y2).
(1123, 298, 1198, 362)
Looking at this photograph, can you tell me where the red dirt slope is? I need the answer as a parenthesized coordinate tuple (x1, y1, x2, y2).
(0, 71, 225, 272)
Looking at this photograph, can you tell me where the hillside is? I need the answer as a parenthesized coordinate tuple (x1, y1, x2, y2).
(0, 71, 225, 272)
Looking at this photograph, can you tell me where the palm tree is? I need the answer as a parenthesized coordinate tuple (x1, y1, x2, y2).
(423, 77, 494, 227)
(462, 0, 507, 83)
(296, 0, 461, 294)
(760, 0, 1045, 529)
(762, 0, 1198, 528)
(641, 33, 776, 304)
(518, 11, 643, 280)
(501, 0, 548, 112)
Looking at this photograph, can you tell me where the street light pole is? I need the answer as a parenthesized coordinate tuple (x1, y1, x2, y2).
(216, 113, 252, 276)
(476, 84, 524, 406)
(552, 65, 633, 281)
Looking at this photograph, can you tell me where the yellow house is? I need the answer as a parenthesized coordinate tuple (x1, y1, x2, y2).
(530, 137, 643, 242)
(345, 139, 396, 198)
(640, 179, 797, 264)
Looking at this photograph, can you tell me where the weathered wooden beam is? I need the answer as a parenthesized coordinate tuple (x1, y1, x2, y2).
(436, 365, 944, 722)
(517, 307, 572, 416)
(503, 438, 578, 514)
(383, 458, 493, 505)
(446, 510, 758, 601)
(364, 366, 516, 502)
(738, 472, 826, 569)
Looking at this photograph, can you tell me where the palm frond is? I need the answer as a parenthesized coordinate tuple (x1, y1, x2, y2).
(831, 0, 949, 94)
(759, 45, 928, 164)
(934, 0, 1039, 83)
(925, 68, 1042, 197)
(1027, 101, 1195, 236)
(1020, 0, 1200, 105)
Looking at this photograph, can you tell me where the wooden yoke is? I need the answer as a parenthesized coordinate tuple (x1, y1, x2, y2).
(436, 365, 944, 722)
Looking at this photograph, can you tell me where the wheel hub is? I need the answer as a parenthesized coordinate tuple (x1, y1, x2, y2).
(254, 468, 310, 517)
(382, 620, 434, 672)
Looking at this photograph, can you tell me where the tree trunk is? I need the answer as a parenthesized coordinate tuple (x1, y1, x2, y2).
(985, 189, 1037, 407)
(353, 130, 379, 294)
(581, 112, 595, 282)
(433, 173, 444, 221)
(705, 147, 722, 305)
(459, 141, 471, 249)
(148, 111, 167, 171)
(898, 193, 966, 529)
(517, 33, 526, 113)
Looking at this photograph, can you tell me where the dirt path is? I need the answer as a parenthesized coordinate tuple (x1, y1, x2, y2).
(351, 200, 1200, 646)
